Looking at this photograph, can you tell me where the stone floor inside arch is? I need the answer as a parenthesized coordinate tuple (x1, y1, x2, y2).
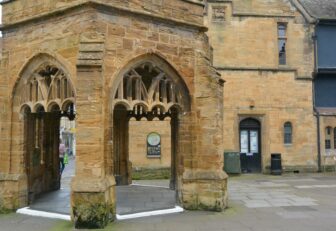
(25, 157, 178, 217)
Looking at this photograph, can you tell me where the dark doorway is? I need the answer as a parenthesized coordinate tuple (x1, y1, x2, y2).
(24, 102, 76, 206)
(239, 118, 261, 173)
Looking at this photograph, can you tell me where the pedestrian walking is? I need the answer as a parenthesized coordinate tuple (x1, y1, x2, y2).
(59, 139, 67, 175)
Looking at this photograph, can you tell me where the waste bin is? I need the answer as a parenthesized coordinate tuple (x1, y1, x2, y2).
(115, 175, 122, 185)
(271, 153, 282, 175)
(224, 151, 241, 174)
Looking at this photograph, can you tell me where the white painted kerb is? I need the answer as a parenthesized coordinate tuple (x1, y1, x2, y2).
(16, 207, 71, 221)
(17, 206, 184, 221)
(116, 206, 184, 220)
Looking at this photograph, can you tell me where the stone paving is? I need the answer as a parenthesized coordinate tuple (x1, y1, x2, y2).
(2, 172, 336, 231)
(229, 178, 318, 208)
(28, 157, 176, 215)
(116, 184, 175, 215)
(29, 155, 75, 215)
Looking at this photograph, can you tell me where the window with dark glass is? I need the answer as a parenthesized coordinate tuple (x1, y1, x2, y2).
(325, 127, 332, 149)
(278, 23, 287, 65)
(334, 128, 336, 149)
(284, 122, 292, 144)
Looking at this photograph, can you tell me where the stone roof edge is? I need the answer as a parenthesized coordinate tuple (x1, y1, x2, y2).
(291, 0, 317, 23)
(207, 0, 302, 19)
(0, 0, 13, 5)
(0, 0, 207, 32)
(0, 0, 207, 6)
(181, 0, 205, 6)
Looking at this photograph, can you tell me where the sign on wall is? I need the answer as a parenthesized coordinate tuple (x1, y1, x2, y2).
(147, 132, 161, 157)
(240, 130, 248, 153)
(250, 131, 258, 153)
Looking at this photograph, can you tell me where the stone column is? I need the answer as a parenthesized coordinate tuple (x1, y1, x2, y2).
(71, 32, 115, 229)
(0, 53, 29, 210)
(181, 50, 228, 211)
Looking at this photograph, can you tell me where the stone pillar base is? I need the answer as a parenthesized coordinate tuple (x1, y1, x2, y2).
(181, 170, 228, 211)
(0, 173, 27, 211)
(71, 176, 116, 229)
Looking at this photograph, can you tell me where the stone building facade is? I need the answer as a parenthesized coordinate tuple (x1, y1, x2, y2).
(0, 0, 227, 228)
(129, 119, 171, 172)
(298, 0, 336, 171)
(206, 0, 318, 173)
(1, 0, 335, 228)
(127, 0, 336, 174)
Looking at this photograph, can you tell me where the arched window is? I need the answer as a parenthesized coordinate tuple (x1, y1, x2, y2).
(284, 122, 292, 144)
(325, 126, 332, 149)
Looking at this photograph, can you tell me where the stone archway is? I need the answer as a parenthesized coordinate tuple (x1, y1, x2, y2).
(111, 57, 190, 188)
(239, 118, 262, 173)
(11, 54, 76, 203)
(110, 55, 191, 201)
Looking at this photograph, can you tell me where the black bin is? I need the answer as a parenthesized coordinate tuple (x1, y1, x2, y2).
(115, 175, 122, 185)
(271, 153, 282, 175)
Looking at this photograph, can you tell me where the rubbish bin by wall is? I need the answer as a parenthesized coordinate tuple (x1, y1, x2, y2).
(224, 151, 241, 174)
(271, 153, 282, 175)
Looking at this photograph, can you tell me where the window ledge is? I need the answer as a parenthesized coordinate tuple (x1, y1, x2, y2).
(147, 156, 161, 159)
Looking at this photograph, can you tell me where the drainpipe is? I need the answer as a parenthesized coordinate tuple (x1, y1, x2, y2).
(312, 20, 322, 172)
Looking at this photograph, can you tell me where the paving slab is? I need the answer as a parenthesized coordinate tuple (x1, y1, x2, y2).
(5, 172, 336, 231)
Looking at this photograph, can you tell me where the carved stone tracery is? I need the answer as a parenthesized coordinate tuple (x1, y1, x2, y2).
(19, 64, 75, 112)
(113, 61, 184, 118)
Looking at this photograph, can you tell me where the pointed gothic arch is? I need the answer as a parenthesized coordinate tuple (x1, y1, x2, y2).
(110, 54, 191, 192)
(11, 53, 76, 204)
(110, 53, 191, 114)
(12, 53, 76, 113)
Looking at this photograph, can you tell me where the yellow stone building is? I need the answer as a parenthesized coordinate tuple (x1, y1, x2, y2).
(0, 0, 227, 228)
(128, 0, 328, 175)
(0, 0, 335, 228)
(206, 0, 318, 173)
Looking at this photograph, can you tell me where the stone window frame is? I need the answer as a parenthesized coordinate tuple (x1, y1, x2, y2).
(325, 126, 332, 150)
(284, 121, 293, 145)
(277, 22, 287, 65)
